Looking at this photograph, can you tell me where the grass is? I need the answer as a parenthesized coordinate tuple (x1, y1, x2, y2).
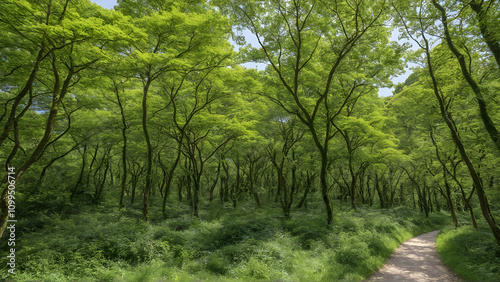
(436, 224, 500, 281)
(1, 200, 450, 281)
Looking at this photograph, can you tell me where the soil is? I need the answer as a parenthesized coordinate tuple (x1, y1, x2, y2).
(366, 230, 464, 281)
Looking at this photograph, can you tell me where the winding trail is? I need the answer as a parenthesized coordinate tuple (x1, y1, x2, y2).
(367, 230, 463, 281)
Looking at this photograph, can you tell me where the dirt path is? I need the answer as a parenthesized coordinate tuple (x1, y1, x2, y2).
(366, 230, 463, 281)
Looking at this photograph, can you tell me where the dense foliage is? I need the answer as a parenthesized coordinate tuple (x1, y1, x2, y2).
(6, 201, 449, 281)
(1, 0, 499, 280)
(437, 220, 500, 281)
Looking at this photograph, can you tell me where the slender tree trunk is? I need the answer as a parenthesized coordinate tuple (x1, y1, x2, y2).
(71, 145, 87, 200)
(222, 161, 229, 202)
(359, 173, 365, 205)
(468, 0, 500, 70)
(142, 79, 153, 220)
(0, 62, 75, 239)
(247, 161, 261, 207)
(430, 129, 458, 227)
(444, 180, 459, 227)
(459, 185, 477, 229)
(162, 143, 182, 214)
(375, 174, 384, 209)
(412, 183, 416, 209)
(403, 167, 426, 215)
(193, 175, 201, 217)
(209, 161, 221, 203)
(420, 21, 500, 242)
(232, 163, 241, 209)
(367, 174, 373, 207)
(297, 171, 314, 208)
(93, 160, 110, 205)
(422, 181, 429, 217)
(0, 44, 45, 147)
(320, 150, 333, 224)
(116, 86, 128, 208)
(177, 176, 183, 202)
(348, 154, 357, 211)
(131, 175, 137, 204)
(433, 0, 500, 153)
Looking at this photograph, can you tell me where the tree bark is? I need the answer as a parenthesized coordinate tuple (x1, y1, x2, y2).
(115, 85, 128, 208)
(433, 0, 500, 153)
(420, 16, 500, 242)
(468, 0, 500, 70)
(430, 129, 459, 227)
(141, 78, 153, 221)
(0, 59, 76, 239)
(0, 44, 45, 147)
(320, 150, 333, 224)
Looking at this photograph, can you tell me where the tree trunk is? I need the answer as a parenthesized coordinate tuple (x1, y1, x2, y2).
(297, 171, 314, 208)
(0, 44, 45, 147)
(209, 161, 221, 202)
(131, 175, 137, 204)
(420, 20, 500, 242)
(349, 155, 357, 211)
(193, 175, 201, 217)
(320, 150, 333, 224)
(468, 0, 500, 71)
(71, 145, 87, 200)
(433, 0, 500, 153)
(141, 79, 153, 221)
(116, 85, 128, 208)
(444, 180, 459, 227)
(0, 62, 75, 240)
(375, 174, 384, 209)
(162, 144, 182, 214)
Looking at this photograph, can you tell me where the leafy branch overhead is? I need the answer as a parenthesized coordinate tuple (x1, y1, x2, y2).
(0, 1, 500, 280)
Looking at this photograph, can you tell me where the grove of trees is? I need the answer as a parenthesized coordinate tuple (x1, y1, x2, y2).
(1, 0, 499, 249)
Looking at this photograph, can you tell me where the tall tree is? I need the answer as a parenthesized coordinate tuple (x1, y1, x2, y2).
(226, 0, 402, 224)
(0, 0, 127, 240)
(117, 0, 232, 219)
(431, 0, 500, 153)
(395, 1, 500, 242)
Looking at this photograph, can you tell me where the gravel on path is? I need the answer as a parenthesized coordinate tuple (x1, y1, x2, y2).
(366, 230, 463, 281)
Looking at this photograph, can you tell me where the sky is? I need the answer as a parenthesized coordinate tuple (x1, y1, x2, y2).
(90, 0, 116, 9)
(90, 0, 414, 97)
(235, 29, 416, 97)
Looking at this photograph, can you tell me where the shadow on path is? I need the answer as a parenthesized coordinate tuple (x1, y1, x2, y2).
(366, 230, 463, 281)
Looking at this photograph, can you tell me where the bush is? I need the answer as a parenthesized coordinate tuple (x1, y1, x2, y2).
(206, 252, 230, 275)
(436, 225, 500, 281)
(9, 201, 451, 281)
(284, 214, 330, 249)
(12, 209, 174, 280)
(195, 218, 275, 251)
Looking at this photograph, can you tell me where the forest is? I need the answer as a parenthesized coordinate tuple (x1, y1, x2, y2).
(1, 0, 500, 280)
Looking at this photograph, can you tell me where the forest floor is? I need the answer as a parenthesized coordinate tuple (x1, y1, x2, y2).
(367, 230, 463, 281)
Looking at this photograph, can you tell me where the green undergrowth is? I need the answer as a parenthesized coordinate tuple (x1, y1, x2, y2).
(436, 224, 500, 281)
(2, 201, 449, 281)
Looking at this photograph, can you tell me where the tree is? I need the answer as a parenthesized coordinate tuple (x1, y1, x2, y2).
(268, 117, 304, 219)
(431, 0, 500, 153)
(226, 0, 402, 224)
(395, 1, 500, 242)
(116, 0, 233, 219)
(0, 0, 127, 240)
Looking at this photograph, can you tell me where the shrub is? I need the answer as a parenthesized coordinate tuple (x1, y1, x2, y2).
(245, 257, 271, 280)
(206, 252, 230, 275)
(10, 200, 451, 281)
(284, 215, 329, 249)
(437, 225, 500, 281)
